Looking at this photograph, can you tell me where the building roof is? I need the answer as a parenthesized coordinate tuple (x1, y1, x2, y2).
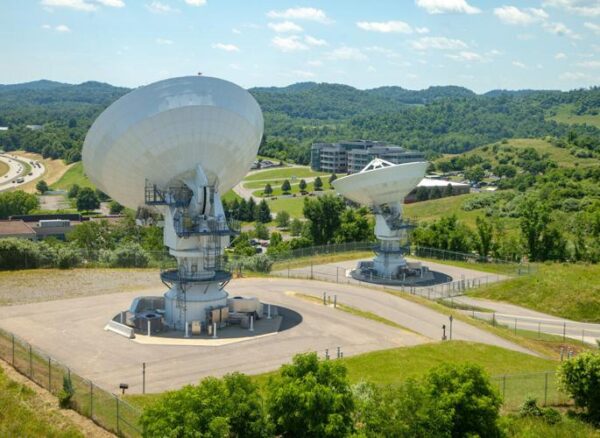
(0, 220, 36, 237)
(417, 178, 469, 188)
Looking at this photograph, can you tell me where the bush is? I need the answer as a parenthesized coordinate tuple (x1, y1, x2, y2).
(58, 374, 74, 409)
(0, 238, 55, 270)
(108, 243, 149, 268)
(232, 254, 273, 273)
(558, 351, 600, 422)
(519, 397, 562, 425)
(0, 191, 39, 219)
(108, 200, 124, 214)
(55, 246, 82, 269)
(425, 363, 503, 437)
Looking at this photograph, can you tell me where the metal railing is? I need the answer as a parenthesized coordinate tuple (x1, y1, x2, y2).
(0, 327, 142, 437)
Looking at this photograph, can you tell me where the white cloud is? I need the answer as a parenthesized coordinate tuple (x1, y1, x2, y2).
(493, 6, 548, 25)
(416, 27, 430, 34)
(268, 21, 303, 33)
(584, 21, 600, 34)
(415, 0, 481, 14)
(543, 0, 600, 16)
(577, 60, 600, 68)
(512, 61, 527, 68)
(356, 20, 413, 33)
(42, 24, 71, 32)
(40, 0, 96, 11)
(97, 0, 125, 7)
(328, 46, 368, 61)
(145, 1, 177, 13)
(555, 52, 567, 59)
(307, 60, 322, 67)
(232, 28, 241, 34)
(267, 7, 331, 23)
(291, 70, 316, 78)
(560, 71, 587, 80)
(184, 0, 206, 6)
(305, 35, 327, 46)
(212, 43, 239, 52)
(543, 21, 580, 39)
(156, 38, 173, 45)
(411, 36, 468, 50)
(446, 51, 484, 62)
(271, 36, 308, 52)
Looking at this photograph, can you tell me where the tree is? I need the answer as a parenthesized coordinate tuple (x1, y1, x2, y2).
(465, 165, 485, 184)
(68, 220, 113, 251)
(430, 186, 442, 199)
(328, 173, 337, 188)
(281, 179, 291, 194)
(289, 218, 303, 236)
(75, 187, 100, 212)
(313, 176, 323, 191)
(425, 364, 502, 437)
(475, 216, 494, 260)
(108, 243, 149, 267)
(141, 373, 269, 438)
(443, 183, 454, 197)
(254, 222, 269, 240)
(256, 199, 271, 223)
(267, 353, 354, 437)
(263, 183, 273, 196)
(36, 180, 49, 194)
(0, 190, 39, 219)
(231, 232, 257, 257)
(298, 179, 307, 193)
(67, 184, 80, 199)
(558, 352, 600, 422)
(334, 208, 372, 243)
(109, 200, 124, 214)
(276, 210, 290, 229)
(415, 186, 430, 202)
(302, 194, 345, 245)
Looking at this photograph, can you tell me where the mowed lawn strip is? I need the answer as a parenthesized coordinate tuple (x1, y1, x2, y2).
(468, 263, 600, 323)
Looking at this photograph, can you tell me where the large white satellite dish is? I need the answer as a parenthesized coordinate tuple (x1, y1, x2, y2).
(83, 76, 263, 209)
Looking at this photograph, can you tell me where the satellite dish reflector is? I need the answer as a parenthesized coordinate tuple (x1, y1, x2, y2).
(82, 76, 263, 209)
(332, 160, 428, 206)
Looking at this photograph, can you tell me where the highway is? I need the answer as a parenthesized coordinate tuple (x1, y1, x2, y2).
(0, 153, 45, 192)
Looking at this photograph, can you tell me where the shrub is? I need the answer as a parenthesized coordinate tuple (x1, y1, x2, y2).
(425, 363, 503, 437)
(108, 200, 124, 214)
(109, 243, 149, 268)
(558, 351, 600, 422)
(0, 238, 55, 270)
(233, 254, 273, 273)
(55, 246, 82, 269)
(58, 374, 74, 409)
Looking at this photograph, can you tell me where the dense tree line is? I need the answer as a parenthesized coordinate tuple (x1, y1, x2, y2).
(0, 80, 598, 166)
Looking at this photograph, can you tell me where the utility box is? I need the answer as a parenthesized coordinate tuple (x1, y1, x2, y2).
(191, 320, 201, 335)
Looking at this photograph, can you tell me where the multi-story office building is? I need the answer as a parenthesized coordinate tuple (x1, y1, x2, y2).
(311, 140, 425, 174)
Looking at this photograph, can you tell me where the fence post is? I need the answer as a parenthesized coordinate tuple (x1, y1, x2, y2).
(11, 334, 15, 366)
(514, 318, 517, 335)
(310, 261, 313, 280)
(563, 322, 566, 341)
(48, 357, 51, 391)
(116, 396, 120, 436)
(86, 381, 92, 419)
(29, 345, 32, 377)
(143, 362, 146, 394)
(502, 375, 506, 399)
(544, 372, 548, 406)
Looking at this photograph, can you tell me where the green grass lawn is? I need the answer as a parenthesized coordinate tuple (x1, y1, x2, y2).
(51, 162, 95, 190)
(251, 183, 333, 197)
(469, 263, 600, 323)
(0, 366, 83, 437)
(244, 167, 326, 182)
(504, 415, 600, 438)
(222, 189, 241, 203)
(265, 195, 306, 217)
(548, 103, 600, 129)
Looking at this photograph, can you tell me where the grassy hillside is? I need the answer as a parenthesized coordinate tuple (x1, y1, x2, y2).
(461, 138, 600, 168)
(244, 167, 326, 182)
(469, 263, 600, 322)
(0, 159, 8, 178)
(0, 366, 83, 437)
(51, 162, 95, 190)
(548, 103, 600, 129)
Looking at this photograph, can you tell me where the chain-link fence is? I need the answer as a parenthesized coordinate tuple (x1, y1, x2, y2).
(0, 327, 142, 437)
(491, 371, 569, 409)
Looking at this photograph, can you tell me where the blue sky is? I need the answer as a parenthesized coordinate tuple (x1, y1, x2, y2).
(2, 0, 599, 92)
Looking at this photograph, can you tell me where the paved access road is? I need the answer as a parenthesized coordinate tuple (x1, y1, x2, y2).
(0, 153, 45, 192)
(0, 277, 536, 394)
(454, 296, 600, 345)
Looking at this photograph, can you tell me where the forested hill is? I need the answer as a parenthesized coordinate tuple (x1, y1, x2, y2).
(0, 79, 598, 165)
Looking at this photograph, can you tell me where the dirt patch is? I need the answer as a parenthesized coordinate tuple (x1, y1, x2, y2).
(0, 359, 115, 437)
(11, 151, 70, 194)
(0, 268, 164, 305)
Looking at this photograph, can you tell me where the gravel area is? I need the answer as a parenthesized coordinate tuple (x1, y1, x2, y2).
(0, 269, 163, 305)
